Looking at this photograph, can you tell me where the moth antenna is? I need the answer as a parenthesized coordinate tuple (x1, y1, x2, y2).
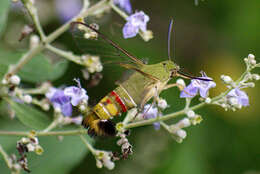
(167, 19, 174, 60)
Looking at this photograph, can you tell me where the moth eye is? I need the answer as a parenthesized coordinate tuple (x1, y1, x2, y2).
(162, 63, 166, 66)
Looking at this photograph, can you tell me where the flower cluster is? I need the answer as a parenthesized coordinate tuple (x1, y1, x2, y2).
(16, 132, 43, 172)
(81, 54, 103, 73)
(117, 132, 132, 159)
(45, 80, 88, 117)
(180, 72, 216, 98)
(95, 150, 115, 170)
(214, 54, 259, 110)
(123, 11, 150, 39)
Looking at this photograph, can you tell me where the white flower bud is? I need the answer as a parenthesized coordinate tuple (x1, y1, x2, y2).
(179, 118, 191, 128)
(252, 74, 260, 80)
(221, 75, 233, 84)
(229, 97, 238, 106)
(176, 129, 187, 139)
(21, 137, 29, 144)
(79, 104, 86, 112)
(248, 54, 255, 60)
(96, 160, 103, 168)
(186, 110, 195, 118)
(1, 78, 7, 85)
(205, 97, 211, 104)
(249, 59, 256, 65)
(158, 98, 168, 110)
(54, 107, 61, 113)
(30, 35, 40, 49)
(10, 75, 21, 85)
(142, 30, 153, 42)
(103, 159, 115, 170)
(176, 78, 186, 87)
(247, 82, 255, 88)
(23, 95, 32, 104)
(26, 144, 35, 152)
(42, 103, 50, 111)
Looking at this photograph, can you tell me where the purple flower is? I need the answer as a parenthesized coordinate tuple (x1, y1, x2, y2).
(180, 73, 216, 98)
(64, 86, 88, 106)
(143, 104, 160, 130)
(55, 0, 82, 22)
(227, 88, 249, 107)
(46, 88, 72, 116)
(123, 11, 149, 39)
(114, 0, 132, 14)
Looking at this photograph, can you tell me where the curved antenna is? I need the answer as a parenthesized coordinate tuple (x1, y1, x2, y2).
(167, 19, 174, 60)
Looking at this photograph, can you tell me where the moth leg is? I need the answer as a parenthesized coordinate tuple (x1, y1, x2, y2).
(164, 83, 192, 96)
(164, 83, 184, 90)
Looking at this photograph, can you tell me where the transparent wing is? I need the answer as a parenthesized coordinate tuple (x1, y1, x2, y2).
(70, 22, 142, 66)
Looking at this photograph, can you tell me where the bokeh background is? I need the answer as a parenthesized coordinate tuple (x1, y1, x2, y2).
(0, 0, 260, 174)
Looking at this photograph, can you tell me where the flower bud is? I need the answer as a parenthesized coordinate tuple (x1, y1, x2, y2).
(176, 78, 186, 87)
(158, 98, 168, 110)
(10, 75, 21, 85)
(186, 110, 195, 118)
(23, 95, 32, 104)
(205, 97, 211, 104)
(176, 129, 187, 139)
(221, 75, 233, 84)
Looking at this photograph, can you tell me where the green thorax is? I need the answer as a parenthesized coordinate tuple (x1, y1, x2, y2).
(120, 60, 178, 106)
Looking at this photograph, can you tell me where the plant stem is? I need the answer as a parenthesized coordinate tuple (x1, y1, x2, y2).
(0, 145, 12, 169)
(42, 120, 59, 133)
(5, 0, 108, 77)
(46, 44, 82, 65)
(22, 0, 46, 41)
(79, 135, 96, 154)
(0, 129, 88, 137)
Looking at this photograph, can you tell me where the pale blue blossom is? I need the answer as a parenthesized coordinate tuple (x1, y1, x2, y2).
(227, 88, 249, 107)
(55, 0, 82, 22)
(64, 86, 88, 106)
(180, 73, 216, 98)
(46, 88, 72, 116)
(143, 104, 160, 130)
(123, 11, 149, 39)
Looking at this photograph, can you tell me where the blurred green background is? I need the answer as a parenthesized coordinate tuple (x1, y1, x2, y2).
(0, 0, 260, 174)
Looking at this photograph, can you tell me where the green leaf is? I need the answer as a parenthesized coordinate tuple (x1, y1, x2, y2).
(7, 98, 51, 130)
(0, 64, 8, 80)
(0, 49, 68, 83)
(0, 0, 10, 37)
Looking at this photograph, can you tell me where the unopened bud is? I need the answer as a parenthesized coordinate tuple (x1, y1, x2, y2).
(186, 110, 195, 118)
(176, 78, 186, 87)
(23, 95, 32, 103)
(221, 75, 233, 84)
(10, 75, 21, 85)
(176, 129, 187, 139)
(158, 98, 168, 110)
(30, 35, 40, 49)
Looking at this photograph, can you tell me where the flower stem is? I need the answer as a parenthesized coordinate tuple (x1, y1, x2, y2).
(42, 120, 59, 133)
(0, 145, 12, 169)
(21, 0, 46, 41)
(46, 45, 82, 65)
(124, 102, 206, 129)
(0, 129, 88, 137)
(5, 0, 108, 77)
(79, 135, 96, 154)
